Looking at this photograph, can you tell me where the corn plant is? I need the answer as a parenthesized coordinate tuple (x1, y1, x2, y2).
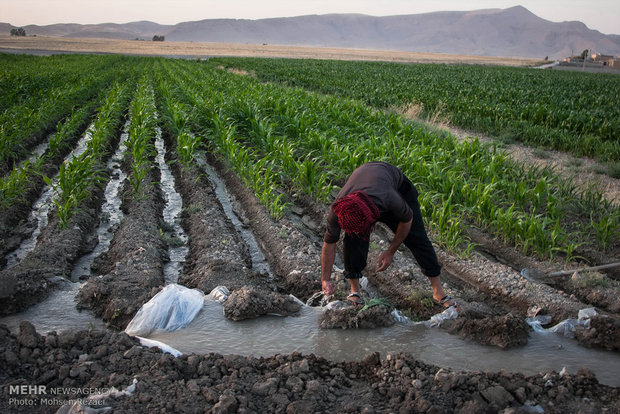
(0, 160, 32, 209)
(44, 152, 105, 228)
(142, 58, 619, 262)
(212, 57, 620, 162)
(126, 78, 157, 194)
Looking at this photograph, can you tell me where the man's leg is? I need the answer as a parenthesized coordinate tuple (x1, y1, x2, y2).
(391, 178, 455, 307)
(343, 233, 368, 296)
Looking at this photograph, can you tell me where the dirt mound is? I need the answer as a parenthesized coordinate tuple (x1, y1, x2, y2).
(223, 286, 302, 321)
(319, 302, 395, 329)
(443, 312, 530, 349)
(575, 315, 620, 351)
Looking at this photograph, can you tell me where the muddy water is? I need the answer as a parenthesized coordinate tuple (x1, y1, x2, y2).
(154, 130, 188, 284)
(147, 299, 620, 387)
(72, 122, 129, 281)
(0, 280, 105, 333)
(199, 158, 272, 276)
(3, 290, 619, 387)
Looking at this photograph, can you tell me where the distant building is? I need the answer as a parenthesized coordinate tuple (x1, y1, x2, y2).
(558, 52, 620, 72)
(592, 53, 620, 69)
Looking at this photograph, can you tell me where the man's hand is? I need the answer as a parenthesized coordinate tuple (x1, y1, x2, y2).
(376, 219, 411, 272)
(321, 242, 337, 295)
(376, 250, 394, 272)
(322, 279, 335, 295)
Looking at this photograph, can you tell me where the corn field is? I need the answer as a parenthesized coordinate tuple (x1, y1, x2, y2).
(1, 53, 618, 265)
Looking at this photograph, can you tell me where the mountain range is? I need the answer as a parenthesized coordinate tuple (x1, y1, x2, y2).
(2, 6, 619, 59)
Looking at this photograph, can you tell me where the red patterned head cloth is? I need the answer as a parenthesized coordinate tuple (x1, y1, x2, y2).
(332, 191, 380, 239)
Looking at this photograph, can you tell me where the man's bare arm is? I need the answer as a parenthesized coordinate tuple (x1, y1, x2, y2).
(377, 218, 412, 272)
(321, 242, 337, 294)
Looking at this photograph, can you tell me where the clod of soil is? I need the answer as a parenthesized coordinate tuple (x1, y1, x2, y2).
(575, 315, 620, 351)
(442, 312, 531, 349)
(319, 303, 395, 329)
(223, 286, 302, 321)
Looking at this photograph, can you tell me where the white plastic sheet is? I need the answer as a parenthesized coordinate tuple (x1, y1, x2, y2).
(206, 286, 229, 303)
(427, 306, 459, 327)
(391, 309, 410, 323)
(525, 307, 599, 338)
(136, 336, 183, 357)
(125, 284, 205, 336)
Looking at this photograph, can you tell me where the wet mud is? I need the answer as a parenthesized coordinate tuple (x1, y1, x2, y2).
(0, 186, 104, 316)
(223, 286, 302, 321)
(1, 322, 619, 413)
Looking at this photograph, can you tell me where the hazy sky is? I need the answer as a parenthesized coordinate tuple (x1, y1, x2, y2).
(3, 0, 619, 34)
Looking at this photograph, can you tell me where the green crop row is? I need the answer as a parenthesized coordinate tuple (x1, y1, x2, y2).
(46, 81, 133, 228)
(0, 54, 144, 173)
(211, 58, 620, 163)
(1, 55, 617, 265)
(0, 99, 97, 209)
(162, 59, 618, 261)
(125, 72, 159, 194)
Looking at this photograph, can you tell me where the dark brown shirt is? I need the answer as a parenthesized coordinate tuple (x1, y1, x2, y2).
(324, 162, 413, 243)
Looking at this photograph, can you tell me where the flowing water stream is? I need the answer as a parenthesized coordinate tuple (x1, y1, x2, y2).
(154, 128, 188, 284)
(148, 299, 620, 387)
(71, 122, 129, 281)
(197, 157, 272, 276)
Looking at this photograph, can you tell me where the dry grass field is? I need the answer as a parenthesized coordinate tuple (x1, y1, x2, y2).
(0, 35, 543, 66)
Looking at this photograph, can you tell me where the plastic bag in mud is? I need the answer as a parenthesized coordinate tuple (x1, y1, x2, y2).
(428, 306, 459, 327)
(526, 307, 599, 338)
(125, 284, 205, 336)
(206, 286, 230, 303)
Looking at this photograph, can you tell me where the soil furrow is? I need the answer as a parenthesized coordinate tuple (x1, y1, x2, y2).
(0, 186, 104, 315)
(205, 154, 324, 302)
(76, 166, 167, 330)
(168, 155, 261, 293)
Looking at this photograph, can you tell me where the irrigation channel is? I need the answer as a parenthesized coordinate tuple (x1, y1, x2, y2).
(1, 113, 620, 412)
(1, 121, 620, 387)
